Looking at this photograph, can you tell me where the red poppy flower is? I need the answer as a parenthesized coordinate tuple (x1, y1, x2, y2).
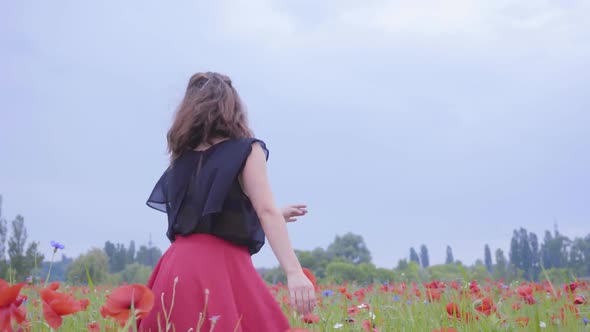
(347, 306, 359, 316)
(523, 296, 536, 305)
(79, 298, 90, 310)
(517, 285, 532, 297)
(565, 282, 578, 293)
(475, 297, 496, 316)
(446, 303, 461, 318)
(302, 312, 320, 324)
(302, 268, 317, 290)
(426, 289, 441, 302)
(362, 319, 379, 332)
(88, 321, 100, 332)
(515, 317, 529, 327)
(425, 280, 446, 289)
(0, 280, 27, 331)
(574, 295, 585, 305)
(100, 284, 154, 326)
(40, 288, 83, 329)
(48, 282, 60, 291)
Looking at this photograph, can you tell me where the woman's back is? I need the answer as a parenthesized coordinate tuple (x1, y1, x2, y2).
(147, 138, 269, 254)
(138, 72, 315, 332)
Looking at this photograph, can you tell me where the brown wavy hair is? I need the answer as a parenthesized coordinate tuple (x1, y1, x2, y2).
(167, 72, 252, 161)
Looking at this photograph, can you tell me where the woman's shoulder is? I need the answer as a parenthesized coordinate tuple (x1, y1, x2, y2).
(217, 137, 269, 160)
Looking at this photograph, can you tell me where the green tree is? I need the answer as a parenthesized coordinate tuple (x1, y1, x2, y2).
(67, 248, 109, 285)
(428, 264, 463, 281)
(569, 236, 590, 277)
(445, 245, 454, 264)
(325, 261, 368, 284)
(326, 233, 371, 265)
(529, 232, 540, 280)
(396, 259, 409, 270)
(471, 260, 491, 281)
(104, 241, 116, 271)
(0, 196, 7, 273)
(509, 231, 519, 274)
(419, 245, 429, 268)
(136, 245, 163, 268)
(518, 228, 533, 280)
(127, 240, 136, 264)
(494, 248, 509, 281)
(540, 268, 571, 284)
(113, 243, 128, 272)
(584, 234, 590, 276)
(406, 261, 424, 282)
(310, 247, 330, 278)
(374, 267, 398, 283)
(261, 267, 286, 284)
(118, 263, 152, 284)
(40, 255, 73, 282)
(295, 248, 330, 278)
(7, 215, 43, 281)
(484, 244, 493, 273)
(104, 241, 130, 273)
(409, 247, 420, 265)
(540, 227, 571, 269)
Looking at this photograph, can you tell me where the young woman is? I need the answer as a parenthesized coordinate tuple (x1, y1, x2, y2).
(138, 72, 316, 332)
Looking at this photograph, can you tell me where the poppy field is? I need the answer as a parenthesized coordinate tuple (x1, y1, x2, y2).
(2, 271, 589, 332)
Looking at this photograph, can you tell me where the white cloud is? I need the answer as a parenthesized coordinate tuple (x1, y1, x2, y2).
(217, 0, 296, 43)
(214, 0, 590, 58)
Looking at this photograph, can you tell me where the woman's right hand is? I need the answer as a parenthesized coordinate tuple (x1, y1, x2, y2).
(240, 143, 316, 313)
(287, 270, 317, 315)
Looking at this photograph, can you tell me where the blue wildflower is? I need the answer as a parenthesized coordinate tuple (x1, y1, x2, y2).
(583, 317, 588, 325)
(407, 300, 412, 305)
(50, 240, 65, 252)
(393, 295, 400, 302)
(323, 290, 333, 297)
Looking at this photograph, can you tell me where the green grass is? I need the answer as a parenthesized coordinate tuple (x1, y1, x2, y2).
(9, 278, 590, 332)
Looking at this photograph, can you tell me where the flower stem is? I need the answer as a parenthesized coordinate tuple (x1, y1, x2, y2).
(43, 250, 56, 288)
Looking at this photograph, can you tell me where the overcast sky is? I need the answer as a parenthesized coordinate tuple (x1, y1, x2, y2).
(1, 0, 589, 270)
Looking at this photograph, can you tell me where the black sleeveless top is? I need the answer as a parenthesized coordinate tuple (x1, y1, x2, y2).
(146, 138, 269, 255)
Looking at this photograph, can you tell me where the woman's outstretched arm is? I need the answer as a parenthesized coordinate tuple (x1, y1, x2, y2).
(240, 142, 316, 314)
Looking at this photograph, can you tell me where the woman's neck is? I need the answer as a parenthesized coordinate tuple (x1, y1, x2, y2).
(194, 136, 229, 151)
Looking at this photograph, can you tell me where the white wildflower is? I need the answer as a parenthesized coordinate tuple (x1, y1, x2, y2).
(540, 321, 546, 328)
(334, 323, 343, 329)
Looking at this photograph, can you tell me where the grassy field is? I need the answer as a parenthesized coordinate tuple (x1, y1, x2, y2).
(3, 276, 589, 331)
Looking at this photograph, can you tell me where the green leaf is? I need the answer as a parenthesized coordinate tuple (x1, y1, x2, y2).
(84, 264, 95, 290)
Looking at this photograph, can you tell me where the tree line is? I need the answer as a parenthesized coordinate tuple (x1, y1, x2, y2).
(260, 226, 590, 285)
(63, 240, 162, 285)
(0, 196, 44, 281)
(0, 195, 161, 284)
(2, 194, 589, 285)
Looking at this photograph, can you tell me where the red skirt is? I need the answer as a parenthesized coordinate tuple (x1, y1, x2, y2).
(137, 234, 291, 332)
